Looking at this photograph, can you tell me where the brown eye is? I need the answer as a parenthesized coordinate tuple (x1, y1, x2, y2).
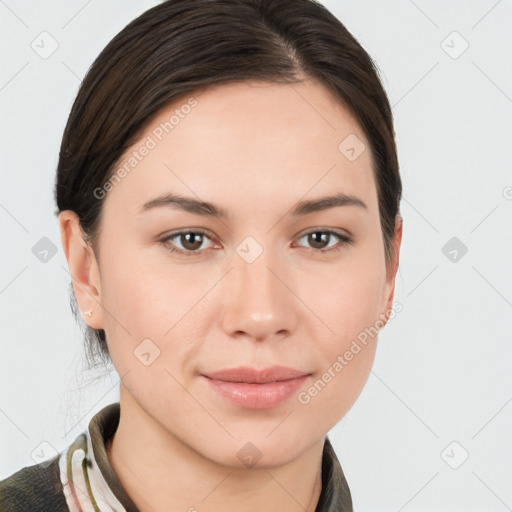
(296, 230, 352, 253)
(179, 232, 204, 251)
(160, 230, 216, 256)
(307, 232, 331, 250)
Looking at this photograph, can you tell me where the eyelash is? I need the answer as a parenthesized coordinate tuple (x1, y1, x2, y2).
(158, 228, 352, 257)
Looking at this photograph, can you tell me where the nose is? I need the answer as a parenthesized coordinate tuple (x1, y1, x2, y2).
(221, 250, 299, 342)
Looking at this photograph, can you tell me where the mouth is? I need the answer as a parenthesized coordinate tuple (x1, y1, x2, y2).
(200, 366, 312, 409)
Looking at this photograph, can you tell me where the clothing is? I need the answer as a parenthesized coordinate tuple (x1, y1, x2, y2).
(0, 402, 353, 511)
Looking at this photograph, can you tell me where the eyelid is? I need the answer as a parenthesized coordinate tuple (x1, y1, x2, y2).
(296, 226, 352, 240)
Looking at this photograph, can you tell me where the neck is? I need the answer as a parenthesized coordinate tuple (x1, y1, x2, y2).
(105, 386, 324, 512)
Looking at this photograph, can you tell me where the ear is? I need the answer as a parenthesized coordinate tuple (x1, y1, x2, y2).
(58, 210, 104, 330)
(380, 214, 403, 324)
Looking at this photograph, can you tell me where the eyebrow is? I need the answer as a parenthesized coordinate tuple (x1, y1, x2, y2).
(139, 192, 367, 219)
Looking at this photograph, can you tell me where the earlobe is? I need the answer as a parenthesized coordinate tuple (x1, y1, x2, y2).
(58, 210, 103, 330)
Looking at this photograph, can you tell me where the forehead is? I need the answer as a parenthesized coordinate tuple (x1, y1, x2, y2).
(102, 79, 377, 219)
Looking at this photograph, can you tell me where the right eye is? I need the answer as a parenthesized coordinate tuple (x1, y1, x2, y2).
(159, 229, 218, 256)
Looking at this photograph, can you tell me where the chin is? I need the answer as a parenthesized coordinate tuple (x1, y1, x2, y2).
(200, 431, 314, 470)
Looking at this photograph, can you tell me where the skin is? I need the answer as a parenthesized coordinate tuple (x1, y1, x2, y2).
(59, 78, 402, 512)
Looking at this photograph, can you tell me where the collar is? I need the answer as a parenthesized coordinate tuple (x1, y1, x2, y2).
(59, 402, 352, 511)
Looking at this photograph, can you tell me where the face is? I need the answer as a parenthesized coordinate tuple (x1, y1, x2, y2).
(60, 79, 401, 468)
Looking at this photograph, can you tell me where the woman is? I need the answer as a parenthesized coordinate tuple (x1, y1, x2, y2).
(0, 0, 402, 510)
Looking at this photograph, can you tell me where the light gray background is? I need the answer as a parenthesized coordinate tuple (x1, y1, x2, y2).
(1, 1, 511, 510)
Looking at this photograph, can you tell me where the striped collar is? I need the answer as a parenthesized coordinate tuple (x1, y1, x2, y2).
(59, 402, 352, 511)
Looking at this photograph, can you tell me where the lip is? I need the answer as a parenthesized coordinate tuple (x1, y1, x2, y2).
(201, 366, 312, 409)
(202, 366, 311, 384)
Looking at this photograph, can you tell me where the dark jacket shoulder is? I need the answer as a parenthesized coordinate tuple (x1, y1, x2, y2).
(0, 454, 69, 511)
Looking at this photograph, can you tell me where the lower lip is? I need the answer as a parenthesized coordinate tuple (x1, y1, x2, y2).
(202, 375, 310, 409)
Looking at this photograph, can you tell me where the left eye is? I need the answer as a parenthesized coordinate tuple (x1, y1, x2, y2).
(295, 230, 352, 252)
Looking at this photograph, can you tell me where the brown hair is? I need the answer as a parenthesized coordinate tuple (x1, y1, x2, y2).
(54, 0, 402, 367)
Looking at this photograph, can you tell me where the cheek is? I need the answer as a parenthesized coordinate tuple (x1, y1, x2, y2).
(309, 251, 385, 346)
(297, 341, 376, 433)
(298, 279, 383, 427)
(99, 247, 207, 366)
(302, 255, 384, 416)
(100, 241, 185, 324)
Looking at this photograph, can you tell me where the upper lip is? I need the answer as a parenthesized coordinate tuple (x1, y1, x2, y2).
(202, 366, 311, 384)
